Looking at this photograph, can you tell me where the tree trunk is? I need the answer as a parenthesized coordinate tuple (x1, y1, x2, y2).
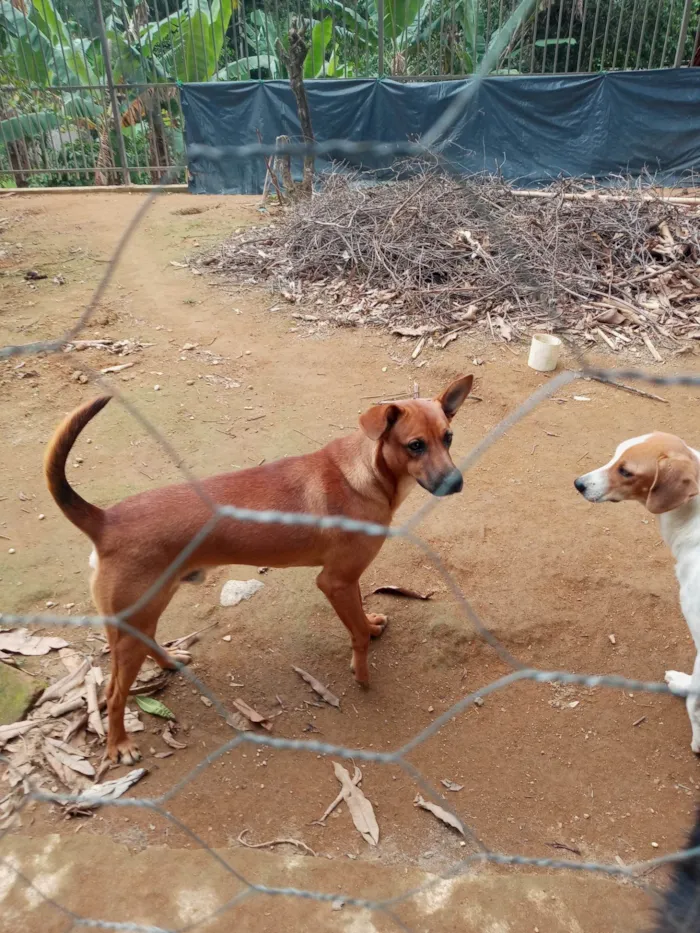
(277, 23, 315, 198)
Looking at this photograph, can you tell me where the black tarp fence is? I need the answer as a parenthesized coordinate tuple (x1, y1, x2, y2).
(181, 69, 700, 194)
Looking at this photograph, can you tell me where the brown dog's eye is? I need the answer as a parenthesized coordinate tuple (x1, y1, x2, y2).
(444, 431, 453, 448)
(618, 465, 633, 478)
(407, 439, 426, 454)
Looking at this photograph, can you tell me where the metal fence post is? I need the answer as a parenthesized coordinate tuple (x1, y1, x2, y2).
(377, 0, 385, 76)
(674, 0, 694, 67)
(94, 0, 131, 186)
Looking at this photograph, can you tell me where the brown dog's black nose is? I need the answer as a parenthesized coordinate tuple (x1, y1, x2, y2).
(435, 469, 464, 496)
(574, 477, 586, 494)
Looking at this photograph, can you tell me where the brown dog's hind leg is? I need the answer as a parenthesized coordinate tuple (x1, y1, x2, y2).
(316, 570, 387, 685)
(94, 571, 178, 764)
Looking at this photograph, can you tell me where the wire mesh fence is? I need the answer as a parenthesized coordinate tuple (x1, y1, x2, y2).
(2, 7, 700, 932)
(0, 0, 699, 188)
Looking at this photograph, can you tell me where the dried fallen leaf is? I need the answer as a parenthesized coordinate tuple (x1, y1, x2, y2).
(0, 629, 68, 656)
(333, 762, 379, 846)
(314, 766, 362, 824)
(440, 779, 464, 792)
(0, 720, 42, 748)
(84, 668, 105, 738)
(162, 722, 187, 750)
(233, 699, 273, 731)
(37, 658, 90, 705)
(368, 585, 434, 600)
(414, 794, 465, 836)
(65, 768, 147, 812)
(44, 738, 95, 777)
(292, 666, 340, 708)
(43, 744, 81, 790)
(226, 711, 252, 732)
(135, 696, 175, 720)
(153, 751, 174, 760)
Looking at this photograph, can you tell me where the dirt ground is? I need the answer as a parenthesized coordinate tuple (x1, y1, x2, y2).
(2, 191, 700, 930)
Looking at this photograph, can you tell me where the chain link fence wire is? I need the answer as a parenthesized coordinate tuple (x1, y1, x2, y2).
(3, 20, 700, 931)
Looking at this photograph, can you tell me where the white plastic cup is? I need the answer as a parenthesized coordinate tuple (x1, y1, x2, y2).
(528, 333, 562, 372)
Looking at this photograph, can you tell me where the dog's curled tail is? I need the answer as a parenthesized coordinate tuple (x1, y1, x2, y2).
(44, 395, 111, 542)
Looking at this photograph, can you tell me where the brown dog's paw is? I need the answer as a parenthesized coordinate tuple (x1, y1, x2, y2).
(168, 650, 192, 666)
(350, 653, 370, 686)
(366, 613, 388, 637)
(107, 738, 142, 766)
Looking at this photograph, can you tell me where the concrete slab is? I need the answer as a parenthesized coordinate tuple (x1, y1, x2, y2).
(0, 831, 651, 933)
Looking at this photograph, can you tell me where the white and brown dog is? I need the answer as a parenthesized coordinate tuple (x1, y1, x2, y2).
(575, 433, 700, 752)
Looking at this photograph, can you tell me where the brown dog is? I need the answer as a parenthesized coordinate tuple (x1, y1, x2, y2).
(45, 376, 473, 763)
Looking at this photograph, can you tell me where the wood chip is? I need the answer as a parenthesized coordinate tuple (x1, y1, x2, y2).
(232, 698, 273, 731)
(333, 762, 379, 846)
(642, 333, 663, 362)
(162, 620, 219, 652)
(440, 779, 464, 792)
(237, 829, 316, 857)
(411, 336, 426, 359)
(414, 794, 465, 836)
(292, 666, 340, 708)
(101, 361, 136, 375)
(162, 722, 187, 750)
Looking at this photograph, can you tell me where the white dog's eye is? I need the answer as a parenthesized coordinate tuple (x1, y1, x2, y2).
(618, 465, 633, 478)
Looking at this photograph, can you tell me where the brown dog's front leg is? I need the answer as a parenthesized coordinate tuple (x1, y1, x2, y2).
(316, 571, 387, 685)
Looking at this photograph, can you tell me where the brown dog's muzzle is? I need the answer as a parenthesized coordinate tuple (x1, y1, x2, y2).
(420, 469, 464, 497)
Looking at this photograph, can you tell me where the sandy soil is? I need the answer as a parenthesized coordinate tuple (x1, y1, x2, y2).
(1, 191, 700, 929)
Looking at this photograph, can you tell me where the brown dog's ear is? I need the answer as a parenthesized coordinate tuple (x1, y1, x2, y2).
(646, 455, 699, 514)
(359, 403, 402, 441)
(435, 375, 474, 420)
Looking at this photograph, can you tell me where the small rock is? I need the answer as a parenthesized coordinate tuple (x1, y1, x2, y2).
(331, 898, 345, 911)
(64, 603, 75, 610)
(222, 635, 232, 642)
(608, 634, 616, 645)
(651, 842, 659, 848)
(474, 696, 484, 707)
(154, 385, 161, 391)
(258, 567, 269, 574)
(74, 456, 83, 464)
(186, 380, 194, 386)
(38, 514, 45, 520)
(200, 696, 213, 708)
(428, 705, 434, 713)
(46, 601, 56, 608)
(72, 370, 88, 384)
(569, 700, 579, 709)
(220, 579, 264, 607)
(8, 548, 15, 554)
(181, 343, 198, 351)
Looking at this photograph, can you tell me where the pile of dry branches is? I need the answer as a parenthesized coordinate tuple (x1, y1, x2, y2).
(201, 170, 700, 354)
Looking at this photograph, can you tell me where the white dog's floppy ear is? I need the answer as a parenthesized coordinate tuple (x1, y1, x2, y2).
(646, 455, 699, 514)
(359, 403, 402, 441)
(435, 375, 474, 420)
